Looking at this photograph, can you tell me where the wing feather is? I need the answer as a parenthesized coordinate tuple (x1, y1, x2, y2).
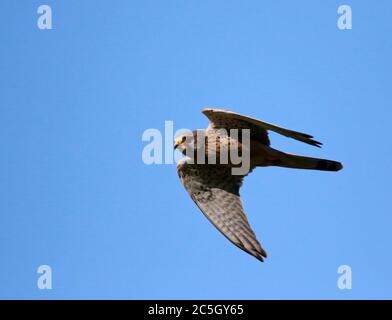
(202, 108, 322, 147)
(177, 159, 267, 262)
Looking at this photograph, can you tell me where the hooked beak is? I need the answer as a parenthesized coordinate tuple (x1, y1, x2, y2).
(174, 138, 182, 150)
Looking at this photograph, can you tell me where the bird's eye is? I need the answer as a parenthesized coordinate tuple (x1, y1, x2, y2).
(182, 136, 186, 142)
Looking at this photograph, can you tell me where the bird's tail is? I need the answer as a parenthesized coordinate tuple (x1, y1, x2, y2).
(273, 152, 343, 172)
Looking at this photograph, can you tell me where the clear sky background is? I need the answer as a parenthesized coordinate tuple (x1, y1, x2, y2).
(1, 0, 391, 299)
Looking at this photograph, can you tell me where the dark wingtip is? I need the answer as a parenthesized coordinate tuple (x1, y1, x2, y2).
(311, 140, 323, 148)
(253, 249, 267, 262)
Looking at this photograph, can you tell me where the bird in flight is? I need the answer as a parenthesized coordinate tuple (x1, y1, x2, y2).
(175, 108, 343, 262)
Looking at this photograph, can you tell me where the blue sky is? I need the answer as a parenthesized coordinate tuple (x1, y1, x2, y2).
(1, 0, 391, 299)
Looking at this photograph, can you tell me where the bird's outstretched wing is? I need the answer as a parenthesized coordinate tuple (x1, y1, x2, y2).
(177, 158, 267, 262)
(202, 108, 322, 147)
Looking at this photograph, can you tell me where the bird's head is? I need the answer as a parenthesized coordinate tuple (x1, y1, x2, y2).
(174, 132, 195, 155)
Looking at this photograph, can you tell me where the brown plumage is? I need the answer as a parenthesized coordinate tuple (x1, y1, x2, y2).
(175, 108, 343, 262)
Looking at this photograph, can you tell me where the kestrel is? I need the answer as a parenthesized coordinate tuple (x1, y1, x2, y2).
(175, 108, 342, 262)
